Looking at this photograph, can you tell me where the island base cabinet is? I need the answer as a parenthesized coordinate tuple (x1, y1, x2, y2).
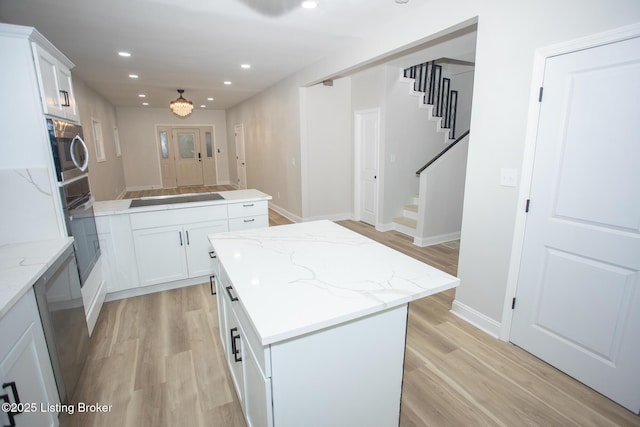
(269, 306, 407, 427)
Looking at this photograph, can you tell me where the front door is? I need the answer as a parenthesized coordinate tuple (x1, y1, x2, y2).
(510, 35, 640, 413)
(172, 128, 203, 187)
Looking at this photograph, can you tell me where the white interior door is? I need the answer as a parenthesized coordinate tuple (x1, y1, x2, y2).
(511, 36, 640, 413)
(172, 128, 203, 187)
(235, 124, 247, 189)
(356, 110, 379, 225)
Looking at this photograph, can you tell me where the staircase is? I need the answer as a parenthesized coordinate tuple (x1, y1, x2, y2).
(400, 60, 459, 143)
(392, 195, 419, 236)
(391, 59, 470, 241)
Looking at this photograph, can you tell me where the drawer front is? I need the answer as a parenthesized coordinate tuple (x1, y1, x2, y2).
(130, 204, 227, 229)
(233, 296, 271, 378)
(219, 266, 271, 378)
(227, 200, 268, 219)
(229, 215, 269, 231)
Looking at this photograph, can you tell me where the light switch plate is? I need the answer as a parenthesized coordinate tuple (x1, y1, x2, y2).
(500, 168, 518, 187)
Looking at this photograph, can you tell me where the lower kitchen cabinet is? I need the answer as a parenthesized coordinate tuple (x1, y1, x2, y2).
(0, 289, 59, 427)
(133, 220, 228, 287)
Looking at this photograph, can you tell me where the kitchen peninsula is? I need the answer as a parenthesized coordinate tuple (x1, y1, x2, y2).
(93, 189, 271, 300)
(209, 220, 459, 427)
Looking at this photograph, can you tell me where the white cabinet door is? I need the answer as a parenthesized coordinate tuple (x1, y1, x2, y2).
(0, 290, 59, 427)
(32, 43, 64, 118)
(133, 225, 188, 286)
(32, 43, 78, 122)
(1, 325, 59, 427)
(244, 348, 273, 427)
(56, 65, 78, 122)
(184, 220, 228, 277)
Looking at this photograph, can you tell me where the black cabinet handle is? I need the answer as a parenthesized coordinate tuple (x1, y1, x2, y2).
(242, 203, 254, 207)
(225, 286, 238, 302)
(209, 251, 217, 259)
(209, 275, 216, 295)
(59, 90, 70, 107)
(230, 327, 242, 362)
(2, 382, 21, 427)
(186, 230, 190, 245)
(178, 231, 183, 246)
(1, 393, 16, 426)
(243, 218, 255, 223)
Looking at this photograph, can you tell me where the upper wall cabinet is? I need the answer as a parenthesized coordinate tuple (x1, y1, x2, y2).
(32, 42, 79, 123)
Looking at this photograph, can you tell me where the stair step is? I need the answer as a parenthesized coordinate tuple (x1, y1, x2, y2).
(412, 195, 419, 205)
(392, 216, 417, 229)
(403, 204, 418, 220)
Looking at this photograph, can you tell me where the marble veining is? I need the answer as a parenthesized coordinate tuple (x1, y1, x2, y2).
(209, 220, 459, 345)
(0, 237, 74, 318)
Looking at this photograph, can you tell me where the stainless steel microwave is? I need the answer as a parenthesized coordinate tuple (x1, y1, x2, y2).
(46, 118, 89, 182)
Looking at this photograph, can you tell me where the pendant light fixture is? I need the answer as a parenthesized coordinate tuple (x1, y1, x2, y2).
(170, 89, 194, 117)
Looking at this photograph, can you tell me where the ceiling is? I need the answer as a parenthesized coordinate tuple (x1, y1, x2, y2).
(0, 0, 476, 111)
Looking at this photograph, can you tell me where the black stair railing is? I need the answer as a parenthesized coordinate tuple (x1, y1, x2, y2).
(415, 130, 470, 177)
(404, 61, 458, 139)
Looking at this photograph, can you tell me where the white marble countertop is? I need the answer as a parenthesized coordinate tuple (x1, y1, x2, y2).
(208, 220, 459, 345)
(0, 237, 74, 318)
(94, 189, 271, 216)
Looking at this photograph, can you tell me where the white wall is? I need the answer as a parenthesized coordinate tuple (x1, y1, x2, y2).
(224, 0, 640, 335)
(416, 136, 469, 246)
(116, 107, 229, 190)
(225, 77, 303, 219)
(74, 78, 126, 201)
(300, 78, 352, 220)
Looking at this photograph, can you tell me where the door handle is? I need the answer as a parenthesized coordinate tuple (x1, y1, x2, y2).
(198, 153, 202, 162)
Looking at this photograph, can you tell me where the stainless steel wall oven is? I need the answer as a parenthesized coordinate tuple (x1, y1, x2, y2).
(47, 118, 100, 287)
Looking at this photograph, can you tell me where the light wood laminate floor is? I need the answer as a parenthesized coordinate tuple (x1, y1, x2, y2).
(64, 187, 639, 426)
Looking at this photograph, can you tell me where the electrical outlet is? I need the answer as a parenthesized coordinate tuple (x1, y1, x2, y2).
(500, 168, 518, 187)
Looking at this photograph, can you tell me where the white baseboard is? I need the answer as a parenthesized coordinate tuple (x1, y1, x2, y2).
(125, 184, 163, 191)
(450, 300, 501, 338)
(376, 222, 394, 232)
(413, 231, 461, 247)
(116, 188, 128, 200)
(302, 212, 353, 222)
(268, 202, 302, 223)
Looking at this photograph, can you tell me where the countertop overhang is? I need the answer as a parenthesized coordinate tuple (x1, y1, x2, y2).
(208, 220, 459, 345)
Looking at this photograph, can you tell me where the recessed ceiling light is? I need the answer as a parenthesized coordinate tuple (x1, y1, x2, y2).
(207, 97, 214, 101)
(200, 105, 206, 108)
(224, 81, 232, 85)
(241, 64, 251, 69)
(129, 74, 139, 79)
(301, 1, 317, 9)
(118, 51, 131, 57)
(142, 102, 149, 106)
(138, 94, 146, 98)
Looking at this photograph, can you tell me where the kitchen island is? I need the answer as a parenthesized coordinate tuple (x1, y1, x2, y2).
(209, 220, 459, 427)
(93, 189, 271, 300)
